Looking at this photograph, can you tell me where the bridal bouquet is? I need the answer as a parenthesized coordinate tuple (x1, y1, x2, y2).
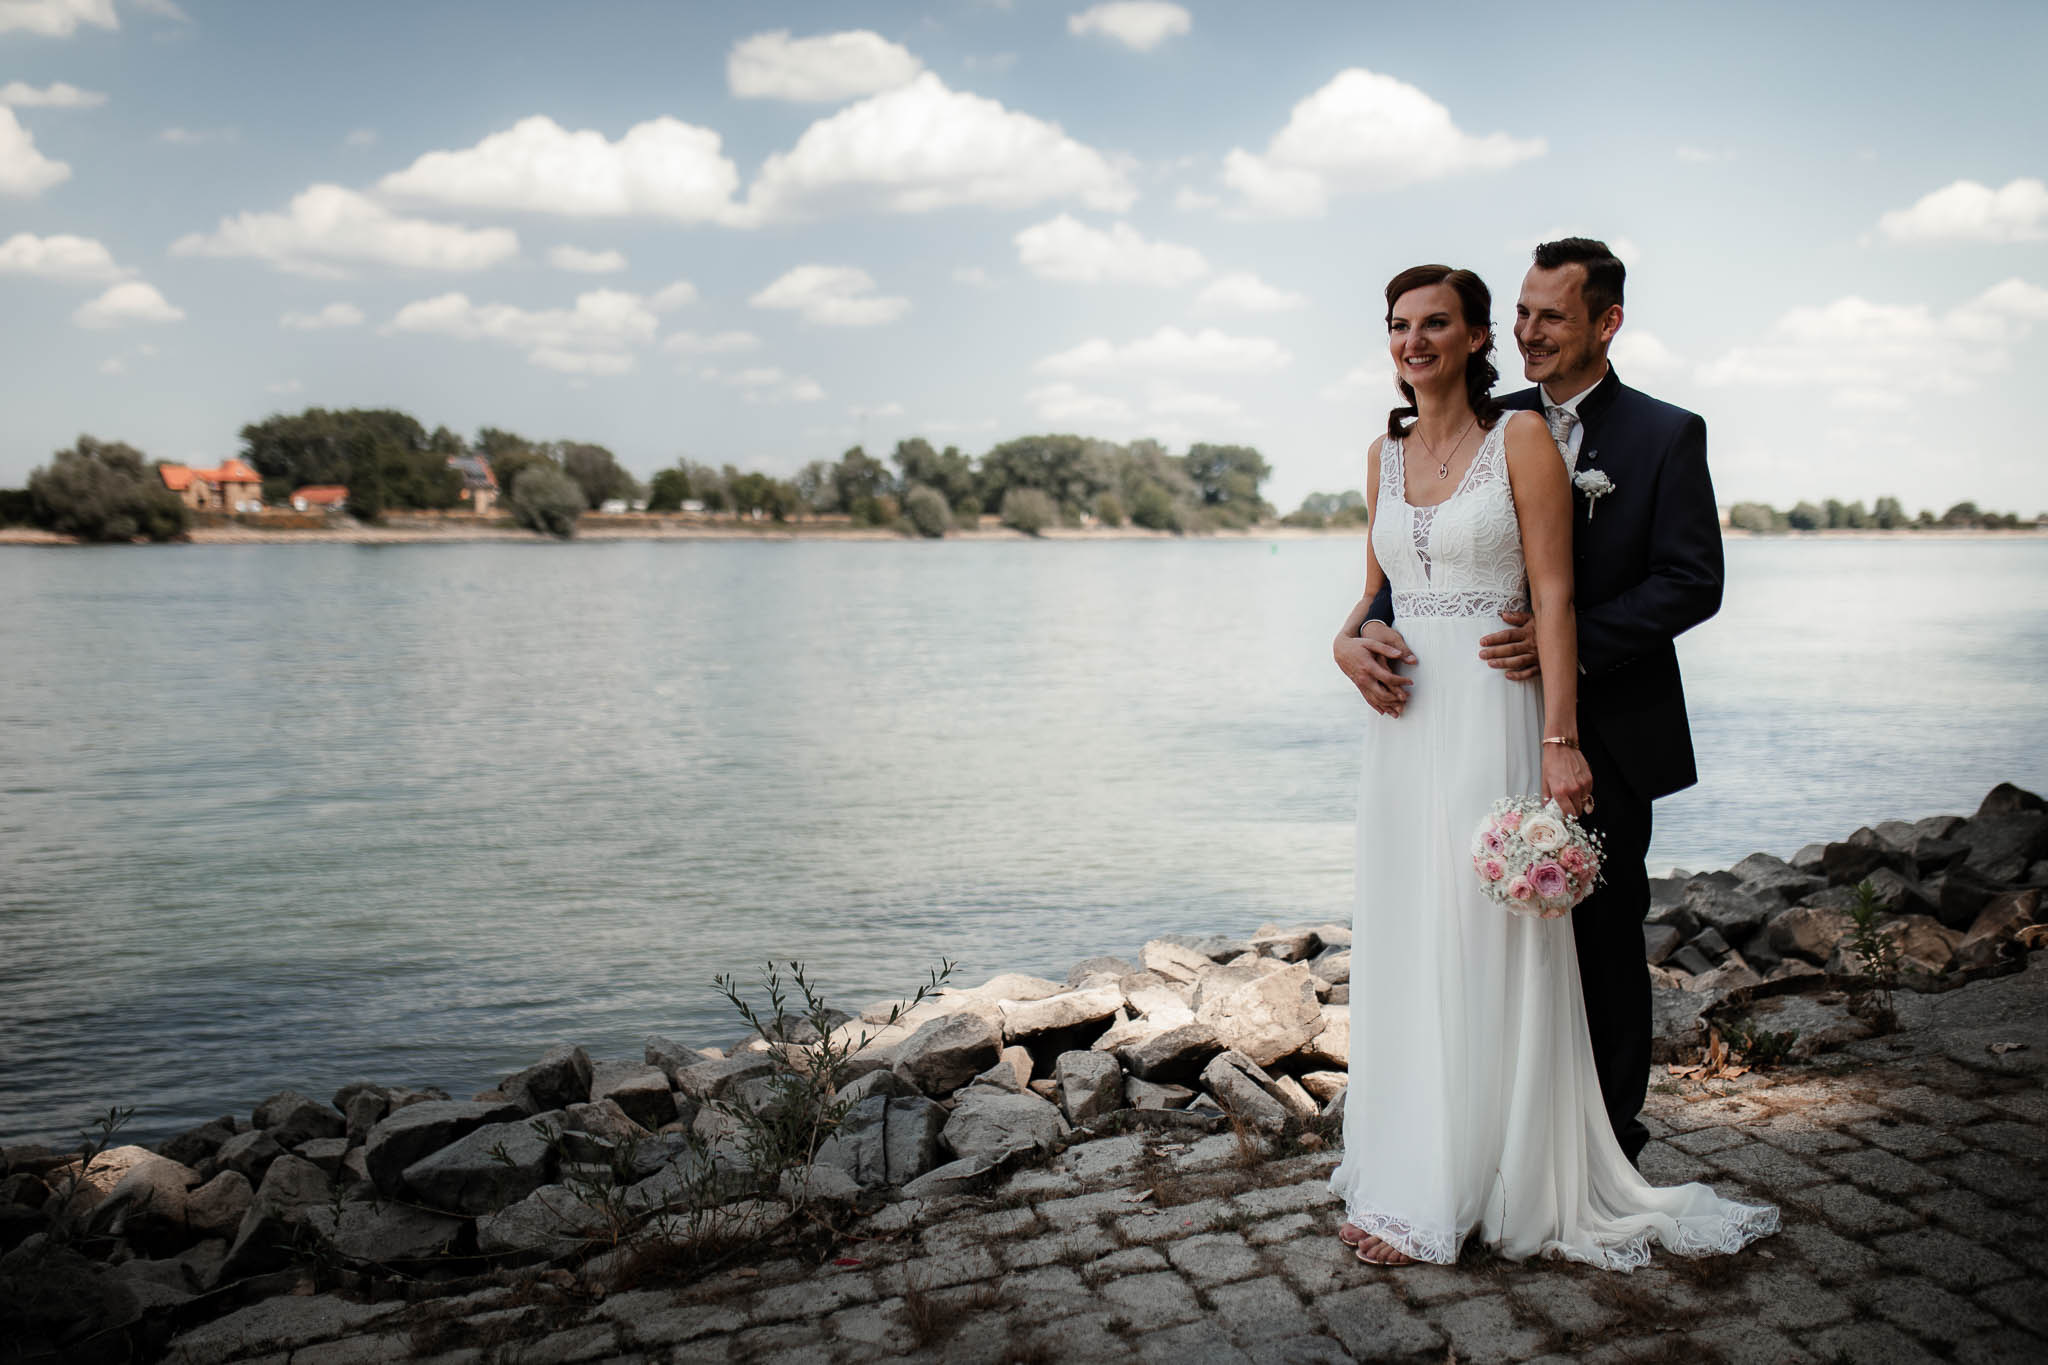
(1470, 797, 1604, 918)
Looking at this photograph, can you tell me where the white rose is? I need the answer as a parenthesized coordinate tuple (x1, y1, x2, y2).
(1520, 812, 1567, 853)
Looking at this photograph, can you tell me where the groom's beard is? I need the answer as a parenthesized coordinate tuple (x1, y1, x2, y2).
(1522, 335, 1601, 388)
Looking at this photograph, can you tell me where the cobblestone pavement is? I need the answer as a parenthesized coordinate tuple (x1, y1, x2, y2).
(166, 958, 2047, 1365)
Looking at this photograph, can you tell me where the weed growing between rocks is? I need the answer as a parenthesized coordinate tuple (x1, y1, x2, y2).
(1845, 880, 1904, 1031)
(1722, 1014, 1801, 1070)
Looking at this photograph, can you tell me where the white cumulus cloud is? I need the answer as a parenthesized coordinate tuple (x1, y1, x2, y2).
(547, 244, 627, 274)
(1195, 271, 1306, 312)
(750, 264, 909, 326)
(1695, 277, 2048, 409)
(380, 115, 742, 223)
(649, 279, 697, 311)
(0, 107, 71, 195)
(73, 280, 182, 328)
(1878, 178, 2048, 244)
(1148, 384, 1242, 418)
(344, 128, 376, 149)
(1014, 214, 1208, 286)
(1067, 2, 1190, 52)
(1037, 325, 1291, 377)
(1319, 362, 1384, 402)
(701, 365, 824, 403)
(662, 329, 759, 354)
(1610, 329, 1681, 377)
(387, 287, 659, 374)
(1221, 68, 1544, 218)
(741, 72, 1134, 222)
(728, 29, 923, 102)
(131, 0, 188, 19)
(0, 80, 106, 108)
(1027, 382, 1134, 423)
(171, 183, 519, 278)
(0, 0, 116, 37)
(0, 230, 128, 281)
(279, 302, 363, 330)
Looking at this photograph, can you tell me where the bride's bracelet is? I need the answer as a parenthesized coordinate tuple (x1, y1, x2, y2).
(1541, 736, 1579, 749)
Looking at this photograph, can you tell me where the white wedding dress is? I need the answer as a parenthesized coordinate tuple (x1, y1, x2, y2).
(1326, 421, 1778, 1269)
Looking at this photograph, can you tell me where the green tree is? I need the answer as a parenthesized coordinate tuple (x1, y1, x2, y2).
(646, 466, 691, 512)
(1184, 442, 1273, 526)
(0, 488, 32, 526)
(1940, 501, 1981, 528)
(510, 465, 585, 538)
(344, 431, 385, 522)
(240, 408, 435, 504)
(1822, 498, 1847, 529)
(1728, 502, 1781, 533)
(1128, 482, 1183, 532)
(832, 447, 893, 512)
(893, 438, 977, 510)
(979, 434, 1109, 516)
(794, 459, 837, 516)
(1786, 501, 1824, 530)
(558, 442, 640, 509)
(1871, 496, 1906, 530)
(904, 484, 950, 538)
(726, 468, 797, 521)
(25, 436, 189, 542)
(1841, 500, 1870, 529)
(1000, 487, 1057, 536)
(1094, 490, 1126, 527)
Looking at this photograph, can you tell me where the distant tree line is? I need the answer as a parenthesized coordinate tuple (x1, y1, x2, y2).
(1727, 498, 2038, 532)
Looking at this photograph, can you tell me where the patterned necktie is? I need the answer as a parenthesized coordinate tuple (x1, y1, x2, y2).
(1545, 405, 1579, 471)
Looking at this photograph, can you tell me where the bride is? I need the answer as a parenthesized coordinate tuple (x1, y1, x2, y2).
(1324, 264, 1777, 1269)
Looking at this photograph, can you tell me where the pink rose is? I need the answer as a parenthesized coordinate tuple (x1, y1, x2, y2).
(1500, 811, 1523, 832)
(1531, 862, 1570, 900)
(1558, 846, 1586, 873)
(1482, 859, 1506, 882)
(1482, 830, 1507, 855)
(1507, 876, 1533, 901)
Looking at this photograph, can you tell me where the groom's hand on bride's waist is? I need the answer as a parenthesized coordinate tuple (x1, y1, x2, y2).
(1338, 621, 1416, 716)
(1480, 611, 1541, 681)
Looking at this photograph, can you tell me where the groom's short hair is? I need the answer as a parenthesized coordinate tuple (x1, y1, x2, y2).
(1532, 238, 1625, 322)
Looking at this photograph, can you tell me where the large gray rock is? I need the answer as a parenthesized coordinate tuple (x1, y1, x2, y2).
(502, 1044, 593, 1114)
(1977, 782, 2045, 817)
(900, 1154, 1003, 1201)
(1956, 810, 2048, 883)
(672, 1051, 777, 1102)
(214, 1129, 283, 1184)
(1727, 852, 1827, 904)
(589, 1060, 676, 1131)
(812, 1095, 948, 1187)
(777, 1163, 861, 1205)
(220, 1154, 333, 1279)
(1965, 889, 2041, 945)
(1308, 948, 1351, 985)
(1821, 830, 1916, 887)
(1829, 914, 1960, 982)
(1732, 992, 1877, 1058)
(1249, 924, 1317, 961)
(87, 1152, 199, 1252)
(643, 1034, 699, 1085)
(1299, 1004, 1350, 1069)
(476, 1184, 610, 1258)
(836, 1067, 913, 1108)
(401, 1114, 557, 1214)
(940, 1090, 1070, 1161)
(1933, 861, 2010, 929)
(185, 1170, 253, 1241)
(1053, 1050, 1123, 1125)
(1117, 1021, 1222, 1084)
(1139, 939, 1213, 985)
(362, 1099, 525, 1195)
(1119, 972, 1191, 1017)
(342, 1090, 390, 1144)
(1860, 867, 1939, 919)
(1198, 1053, 1290, 1135)
(294, 1138, 348, 1176)
(252, 1091, 345, 1148)
(1643, 924, 1682, 965)
(1156, 932, 1257, 962)
(302, 1199, 465, 1264)
(996, 985, 1122, 1040)
(1125, 1078, 1196, 1109)
(891, 1010, 1003, 1095)
(1192, 961, 1322, 1068)
(1067, 956, 1136, 985)
(1680, 872, 1778, 939)
(159, 1116, 237, 1170)
(967, 1045, 1035, 1093)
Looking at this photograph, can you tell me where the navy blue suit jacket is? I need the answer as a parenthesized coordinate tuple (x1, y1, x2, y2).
(1366, 367, 1724, 803)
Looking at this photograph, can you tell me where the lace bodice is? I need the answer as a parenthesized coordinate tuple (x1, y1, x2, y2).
(1373, 419, 1528, 619)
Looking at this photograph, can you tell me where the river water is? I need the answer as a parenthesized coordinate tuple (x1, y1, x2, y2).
(3, 536, 2044, 1144)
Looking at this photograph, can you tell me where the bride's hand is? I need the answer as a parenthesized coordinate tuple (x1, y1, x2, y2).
(1542, 745, 1594, 820)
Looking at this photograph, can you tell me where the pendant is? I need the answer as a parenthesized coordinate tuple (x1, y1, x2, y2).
(1436, 463, 1449, 479)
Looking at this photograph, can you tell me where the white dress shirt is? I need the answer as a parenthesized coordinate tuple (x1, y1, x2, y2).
(1540, 371, 1603, 471)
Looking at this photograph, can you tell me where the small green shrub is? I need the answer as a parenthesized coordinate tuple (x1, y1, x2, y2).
(904, 485, 950, 538)
(510, 465, 586, 539)
(1128, 483, 1182, 532)
(1000, 487, 1057, 536)
(1093, 491, 1125, 527)
(1845, 880, 1902, 1032)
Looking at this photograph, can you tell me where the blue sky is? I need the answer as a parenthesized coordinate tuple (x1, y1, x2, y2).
(4, 0, 2045, 513)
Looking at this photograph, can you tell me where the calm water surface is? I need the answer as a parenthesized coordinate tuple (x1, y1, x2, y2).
(3, 537, 2044, 1144)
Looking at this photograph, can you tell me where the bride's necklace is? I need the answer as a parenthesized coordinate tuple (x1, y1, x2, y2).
(1413, 413, 1479, 480)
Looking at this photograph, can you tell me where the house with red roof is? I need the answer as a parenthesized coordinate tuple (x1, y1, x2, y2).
(159, 459, 264, 513)
(289, 485, 349, 513)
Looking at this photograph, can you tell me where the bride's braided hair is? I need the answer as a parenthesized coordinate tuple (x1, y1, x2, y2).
(1384, 264, 1503, 441)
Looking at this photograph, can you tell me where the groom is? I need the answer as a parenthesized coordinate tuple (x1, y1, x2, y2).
(1353, 237, 1724, 1164)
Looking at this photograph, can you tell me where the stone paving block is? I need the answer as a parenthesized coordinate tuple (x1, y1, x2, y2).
(604, 1293, 745, 1348)
(1687, 1319, 1816, 1365)
(1079, 1244, 1170, 1281)
(1960, 1119, 2045, 1156)
(1804, 1320, 1946, 1364)
(1932, 1149, 2048, 1202)
(825, 1298, 918, 1354)
(1665, 1124, 1748, 1155)
(1707, 1140, 1830, 1190)
(1033, 1187, 1139, 1230)
(1875, 1084, 1995, 1126)
(1060, 1133, 1149, 1181)
(1430, 1294, 1549, 1365)
(1636, 1140, 1715, 1186)
(1903, 1187, 2041, 1245)
(1508, 1278, 1623, 1336)
(1317, 1283, 1444, 1361)
(1117, 1196, 1229, 1243)
(1773, 1219, 1881, 1284)
(493, 1322, 622, 1365)
(1875, 1227, 2023, 1291)
(291, 1338, 417, 1365)
(879, 1245, 1002, 1294)
(1096, 1270, 1206, 1331)
(746, 1271, 881, 1324)
(1653, 1094, 1771, 1132)
(1173, 1134, 1250, 1171)
(1165, 1231, 1262, 1285)
(1748, 1116, 1863, 1157)
(1134, 1318, 1256, 1365)
(1975, 1277, 2048, 1336)
(1980, 1088, 2048, 1124)
(1850, 1277, 2002, 1347)
(1232, 1181, 1338, 1217)
(1787, 1181, 1922, 1235)
(1263, 1230, 1367, 1298)
(724, 1321, 828, 1360)
(1246, 1212, 1317, 1246)
(1243, 1336, 1354, 1365)
(1820, 1145, 1947, 1196)
(1845, 1116, 1967, 1159)
(1204, 1274, 1311, 1341)
(1741, 1268, 1851, 1330)
(999, 1221, 1119, 1271)
(996, 1263, 1101, 1319)
(1953, 1329, 2048, 1365)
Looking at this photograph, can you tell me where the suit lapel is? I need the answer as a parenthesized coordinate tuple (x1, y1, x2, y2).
(1572, 367, 1627, 524)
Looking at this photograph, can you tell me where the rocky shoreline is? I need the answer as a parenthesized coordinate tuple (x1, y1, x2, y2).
(3, 782, 2042, 1362)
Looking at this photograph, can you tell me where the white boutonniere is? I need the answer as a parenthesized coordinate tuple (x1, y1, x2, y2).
(1572, 468, 1615, 518)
